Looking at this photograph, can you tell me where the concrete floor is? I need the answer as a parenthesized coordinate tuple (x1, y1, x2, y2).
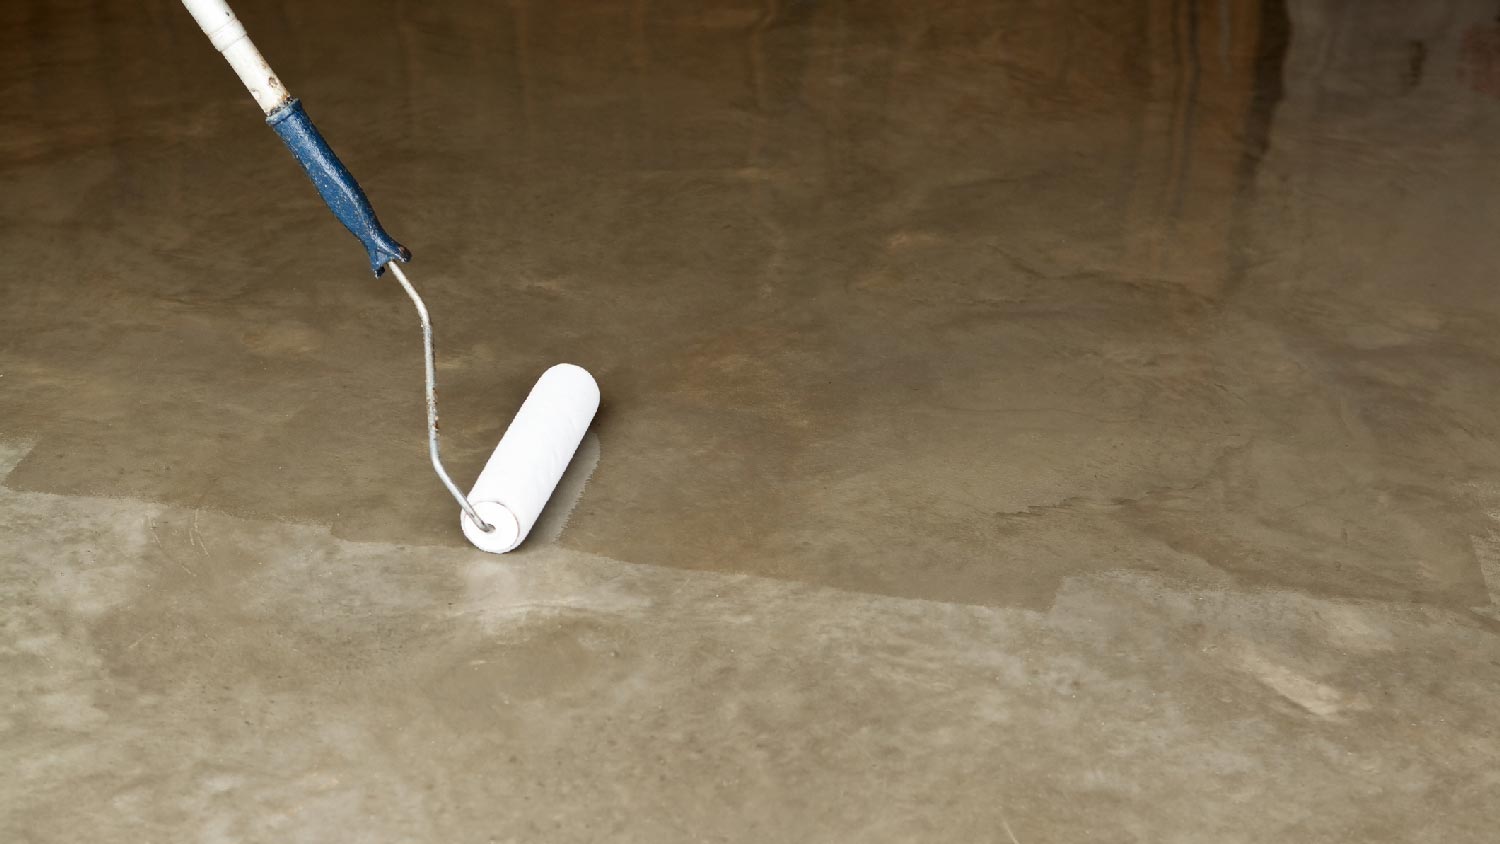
(4, 0, 1500, 840)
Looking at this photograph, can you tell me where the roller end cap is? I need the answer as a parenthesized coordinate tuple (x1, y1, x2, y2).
(461, 501, 522, 554)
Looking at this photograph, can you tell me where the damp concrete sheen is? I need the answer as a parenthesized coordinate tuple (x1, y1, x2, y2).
(3, 1, 1500, 841)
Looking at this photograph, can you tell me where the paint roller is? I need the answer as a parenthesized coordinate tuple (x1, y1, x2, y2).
(179, 0, 598, 553)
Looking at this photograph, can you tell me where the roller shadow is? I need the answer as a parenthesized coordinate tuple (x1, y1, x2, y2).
(525, 430, 601, 548)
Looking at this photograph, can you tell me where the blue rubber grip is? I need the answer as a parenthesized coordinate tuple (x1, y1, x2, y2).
(267, 99, 410, 276)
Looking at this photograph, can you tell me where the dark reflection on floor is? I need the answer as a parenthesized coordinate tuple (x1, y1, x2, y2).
(6, 0, 1500, 611)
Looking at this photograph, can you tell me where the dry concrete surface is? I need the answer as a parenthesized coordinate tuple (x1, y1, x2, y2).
(4, 0, 1500, 841)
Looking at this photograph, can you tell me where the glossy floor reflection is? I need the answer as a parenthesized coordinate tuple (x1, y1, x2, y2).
(4, 0, 1500, 840)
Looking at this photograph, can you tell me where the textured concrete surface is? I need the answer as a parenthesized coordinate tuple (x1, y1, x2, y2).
(4, 0, 1500, 840)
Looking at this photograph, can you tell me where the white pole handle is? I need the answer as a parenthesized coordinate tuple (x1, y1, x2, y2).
(180, 0, 292, 114)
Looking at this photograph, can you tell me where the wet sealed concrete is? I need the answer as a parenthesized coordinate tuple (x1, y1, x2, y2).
(4, 0, 1500, 840)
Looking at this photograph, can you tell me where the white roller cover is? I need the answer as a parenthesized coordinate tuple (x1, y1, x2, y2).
(461, 364, 600, 553)
(180, 0, 291, 113)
